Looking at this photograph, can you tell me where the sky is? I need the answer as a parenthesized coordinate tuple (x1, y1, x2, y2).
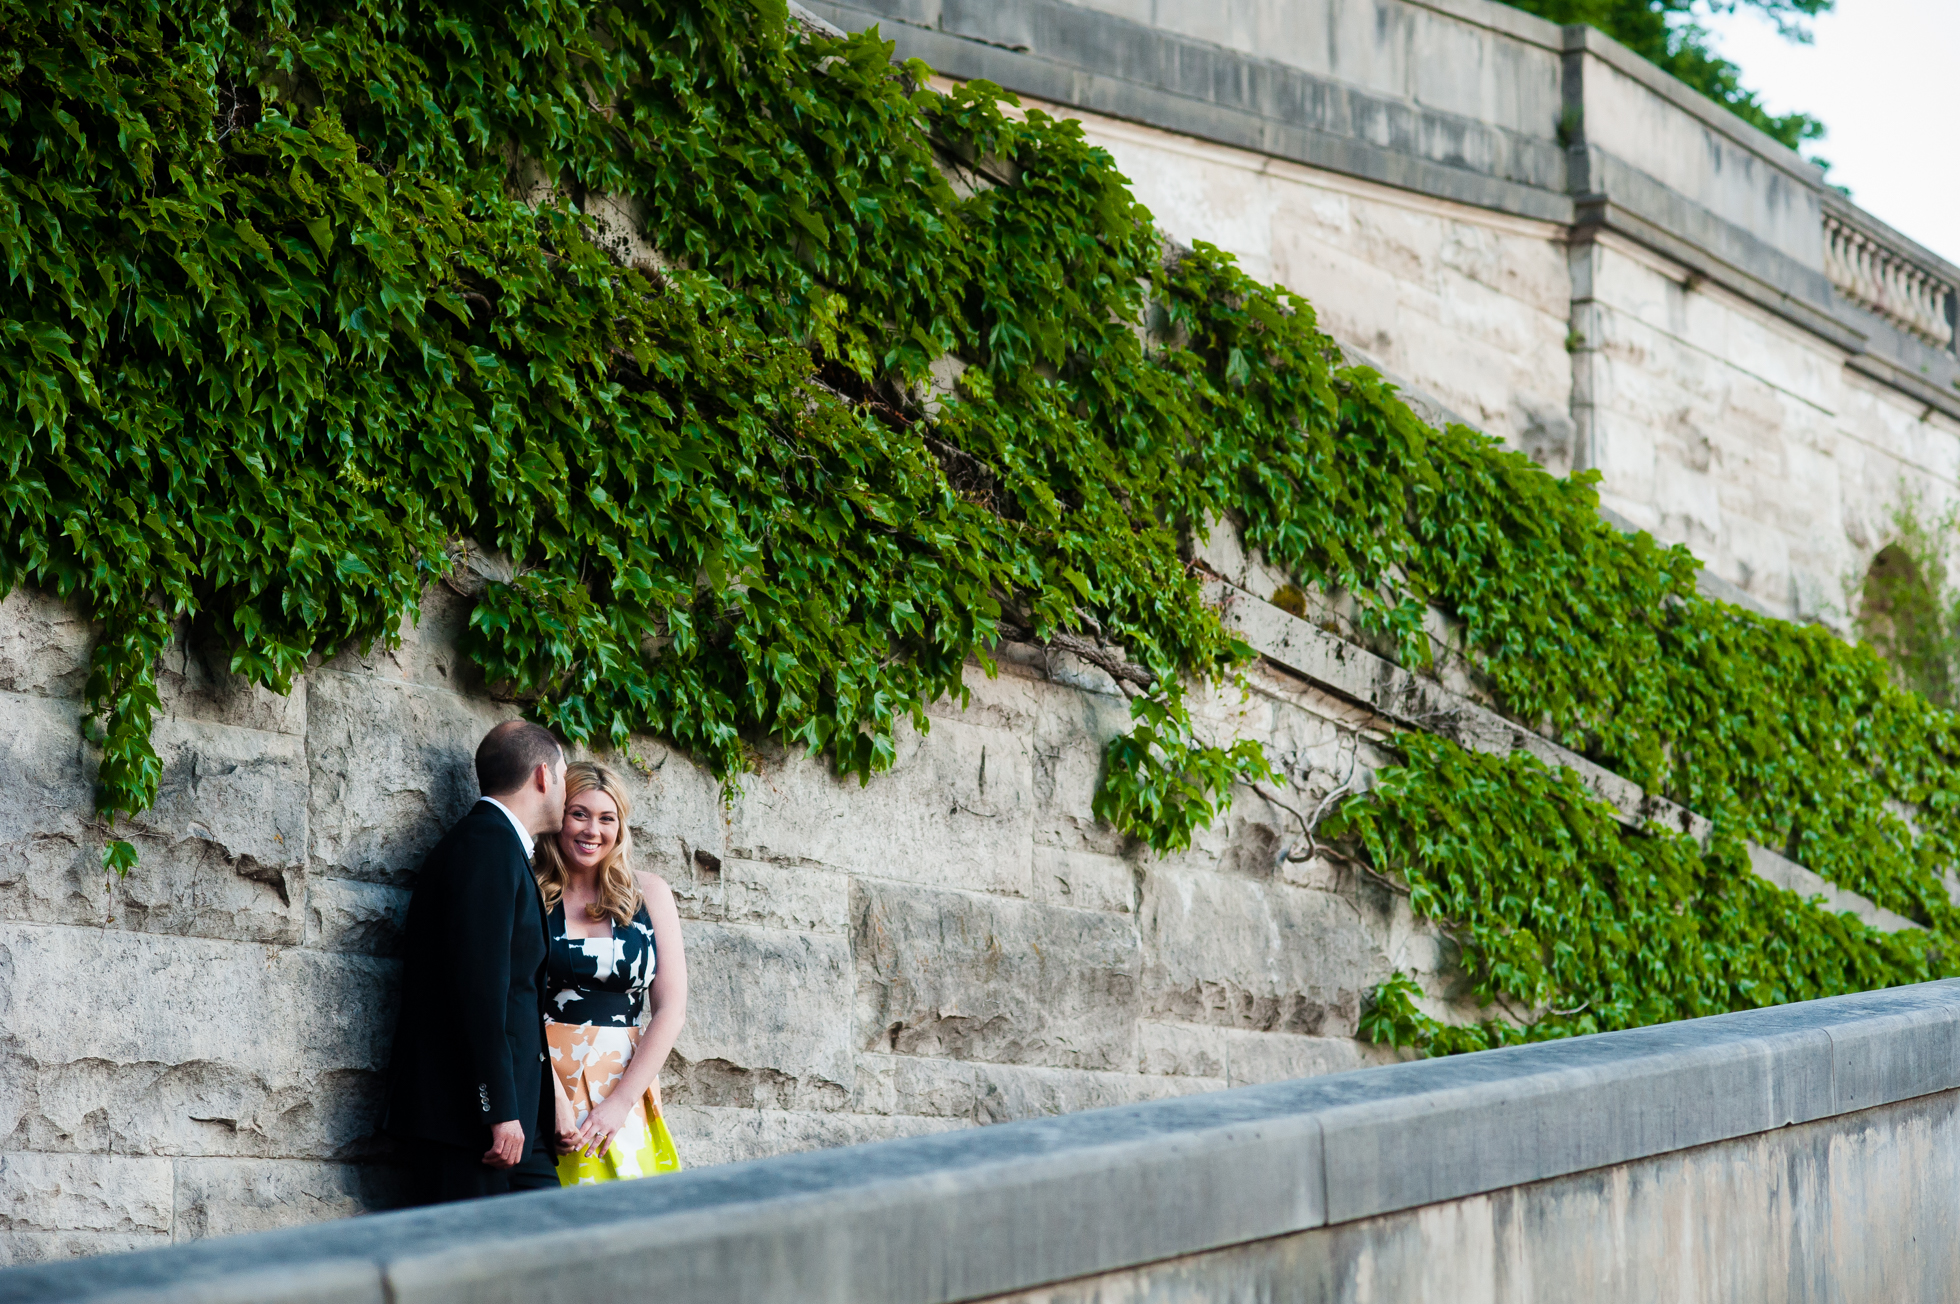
(1695, 0, 1959, 264)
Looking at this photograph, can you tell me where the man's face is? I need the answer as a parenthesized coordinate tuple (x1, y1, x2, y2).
(540, 756, 568, 832)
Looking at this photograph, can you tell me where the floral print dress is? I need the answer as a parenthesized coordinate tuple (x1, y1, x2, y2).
(544, 899, 680, 1184)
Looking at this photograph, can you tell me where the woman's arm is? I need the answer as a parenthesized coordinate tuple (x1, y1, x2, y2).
(571, 873, 689, 1155)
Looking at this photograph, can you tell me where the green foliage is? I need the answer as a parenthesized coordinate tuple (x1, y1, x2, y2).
(1334, 736, 1946, 1055)
(0, 0, 1285, 859)
(6, 0, 1957, 1057)
(1094, 688, 1274, 853)
(1854, 496, 1960, 708)
(1500, 0, 1830, 152)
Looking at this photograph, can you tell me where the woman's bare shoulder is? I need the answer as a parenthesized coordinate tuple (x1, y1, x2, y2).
(635, 871, 676, 906)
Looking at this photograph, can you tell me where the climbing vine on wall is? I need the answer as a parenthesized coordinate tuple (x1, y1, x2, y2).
(4, 0, 1957, 1044)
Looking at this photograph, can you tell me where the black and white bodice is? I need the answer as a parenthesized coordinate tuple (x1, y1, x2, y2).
(544, 899, 657, 1027)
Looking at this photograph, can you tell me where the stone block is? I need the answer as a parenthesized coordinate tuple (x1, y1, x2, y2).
(670, 922, 856, 1094)
(1219, 1029, 1393, 1087)
(1137, 1021, 1229, 1080)
(305, 669, 512, 886)
(672, 857, 848, 935)
(0, 690, 112, 930)
(657, 1103, 965, 1169)
(305, 878, 411, 956)
(113, 716, 311, 946)
(1030, 683, 1132, 856)
(729, 715, 1034, 896)
(922, 660, 1045, 735)
(0, 1153, 172, 1233)
(851, 1053, 1219, 1123)
(0, 586, 94, 700)
(0, 923, 396, 1158)
(315, 584, 480, 694)
(1138, 866, 1378, 1036)
(155, 627, 307, 738)
(0, 1231, 169, 1266)
(171, 1159, 401, 1241)
(1030, 844, 1134, 914)
(853, 880, 1143, 1071)
(11, 1055, 389, 1162)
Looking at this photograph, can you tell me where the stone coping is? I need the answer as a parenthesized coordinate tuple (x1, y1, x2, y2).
(5, 982, 1957, 1304)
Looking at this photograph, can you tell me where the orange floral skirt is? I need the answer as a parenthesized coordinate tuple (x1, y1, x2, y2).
(544, 1020, 681, 1185)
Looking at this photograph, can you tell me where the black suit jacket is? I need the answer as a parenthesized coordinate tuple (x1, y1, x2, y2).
(385, 800, 553, 1152)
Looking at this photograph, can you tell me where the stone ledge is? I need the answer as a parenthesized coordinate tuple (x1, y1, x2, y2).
(3, 981, 1957, 1304)
(806, 0, 1576, 225)
(1205, 578, 1922, 934)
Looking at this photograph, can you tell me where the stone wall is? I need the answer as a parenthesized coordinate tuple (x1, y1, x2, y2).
(0, 567, 1430, 1263)
(822, 0, 1960, 627)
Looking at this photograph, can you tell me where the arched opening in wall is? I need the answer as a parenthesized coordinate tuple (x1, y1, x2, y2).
(1857, 544, 1954, 706)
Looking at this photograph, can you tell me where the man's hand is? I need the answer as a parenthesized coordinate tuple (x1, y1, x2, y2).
(483, 1119, 526, 1169)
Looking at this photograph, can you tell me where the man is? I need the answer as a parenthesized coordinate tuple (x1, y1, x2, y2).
(386, 719, 567, 1203)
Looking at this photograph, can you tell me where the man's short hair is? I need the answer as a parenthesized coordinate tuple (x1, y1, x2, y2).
(476, 720, 563, 797)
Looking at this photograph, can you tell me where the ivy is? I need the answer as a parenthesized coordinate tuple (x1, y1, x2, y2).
(1336, 735, 1940, 1055)
(3, 0, 1957, 1053)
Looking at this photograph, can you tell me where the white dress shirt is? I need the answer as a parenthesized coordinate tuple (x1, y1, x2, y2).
(479, 796, 536, 859)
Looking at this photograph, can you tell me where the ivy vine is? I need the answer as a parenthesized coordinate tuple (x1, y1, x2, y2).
(4, 0, 1955, 1048)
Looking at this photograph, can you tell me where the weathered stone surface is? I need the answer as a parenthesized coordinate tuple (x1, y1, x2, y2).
(315, 585, 481, 693)
(7, 1055, 387, 1161)
(304, 878, 411, 956)
(658, 1103, 964, 1169)
(0, 587, 94, 700)
(155, 629, 307, 738)
(305, 669, 511, 886)
(1137, 1021, 1229, 1080)
(730, 716, 1035, 896)
(1138, 867, 1380, 1036)
(171, 1159, 401, 1241)
(854, 880, 1143, 1071)
(1029, 680, 1132, 856)
(114, 716, 310, 946)
(670, 922, 855, 1094)
(851, 1053, 1219, 1123)
(672, 858, 848, 935)
(0, 923, 392, 1072)
(921, 661, 1045, 735)
(0, 1231, 167, 1267)
(0, 690, 111, 930)
(0, 1153, 172, 1233)
(1219, 1029, 1399, 1086)
(0, 924, 395, 1162)
(1030, 844, 1135, 915)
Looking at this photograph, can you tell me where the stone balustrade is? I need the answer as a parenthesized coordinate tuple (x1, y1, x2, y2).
(1825, 209, 1958, 350)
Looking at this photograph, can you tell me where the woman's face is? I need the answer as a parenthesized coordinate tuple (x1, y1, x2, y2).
(558, 787, 620, 873)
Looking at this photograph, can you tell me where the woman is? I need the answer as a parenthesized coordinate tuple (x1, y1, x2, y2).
(533, 761, 688, 1184)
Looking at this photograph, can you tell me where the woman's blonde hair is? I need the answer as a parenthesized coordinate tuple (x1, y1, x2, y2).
(534, 761, 642, 925)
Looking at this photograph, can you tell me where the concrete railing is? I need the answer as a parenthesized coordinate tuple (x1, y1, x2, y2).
(5, 981, 1959, 1303)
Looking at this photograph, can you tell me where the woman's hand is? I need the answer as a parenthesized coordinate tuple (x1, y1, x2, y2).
(554, 1095, 581, 1155)
(571, 1091, 634, 1158)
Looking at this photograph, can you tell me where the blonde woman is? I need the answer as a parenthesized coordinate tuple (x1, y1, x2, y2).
(533, 761, 688, 1183)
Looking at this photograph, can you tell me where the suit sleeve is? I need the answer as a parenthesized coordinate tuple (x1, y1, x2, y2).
(449, 834, 523, 1127)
